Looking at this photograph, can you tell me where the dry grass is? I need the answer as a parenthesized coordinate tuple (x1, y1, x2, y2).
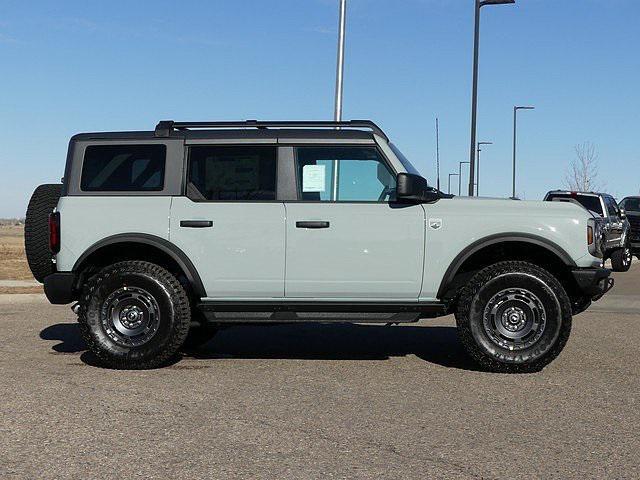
(0, 225, 35, 281)
(0, 286, 42, 294)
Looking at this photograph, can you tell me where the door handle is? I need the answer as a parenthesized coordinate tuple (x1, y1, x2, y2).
(296, 221, 330, 229)
(180, 220, 213, 228)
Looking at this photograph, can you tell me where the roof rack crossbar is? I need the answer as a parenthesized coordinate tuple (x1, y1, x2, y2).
(154, 119, 388, 141)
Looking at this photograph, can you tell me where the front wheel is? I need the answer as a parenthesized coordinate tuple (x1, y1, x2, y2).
(610, 246, 632, 272)
(455, 261, 572, 373)
(78, 261, 191, 369)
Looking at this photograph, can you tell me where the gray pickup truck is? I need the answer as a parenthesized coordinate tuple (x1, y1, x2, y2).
(619, 196, 640, 259)
(25, 120, 613, 372)
(544, 190, 632, 272)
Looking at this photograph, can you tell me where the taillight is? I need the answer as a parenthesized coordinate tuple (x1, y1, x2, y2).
(587, 225, 594, 245)
(49, 212, 60, 253)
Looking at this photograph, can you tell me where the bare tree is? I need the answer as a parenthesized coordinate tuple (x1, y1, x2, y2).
(564, 142, 602, 192)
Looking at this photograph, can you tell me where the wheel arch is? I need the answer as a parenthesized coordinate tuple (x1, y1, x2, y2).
(73, 233, 206, 298)
(437, 233, 577, 300)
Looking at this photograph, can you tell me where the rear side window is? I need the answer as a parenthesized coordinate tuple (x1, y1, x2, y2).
(81, 145, 166, 191)
(188, 146, 277, 201)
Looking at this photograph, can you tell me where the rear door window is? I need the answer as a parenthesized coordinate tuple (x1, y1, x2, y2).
(188, 146, 277, 201)
(81, 145, 166, 191)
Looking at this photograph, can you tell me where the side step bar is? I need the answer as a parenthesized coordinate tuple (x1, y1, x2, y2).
(196, 301, 448, 324)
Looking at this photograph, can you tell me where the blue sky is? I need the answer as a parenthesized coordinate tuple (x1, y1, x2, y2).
(0, 0, 638, 216)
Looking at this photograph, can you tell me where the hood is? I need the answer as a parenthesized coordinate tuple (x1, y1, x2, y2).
(448, 196, 592, 219)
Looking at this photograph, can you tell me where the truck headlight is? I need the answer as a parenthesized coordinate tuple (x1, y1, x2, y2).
(587, 218, 603, 257)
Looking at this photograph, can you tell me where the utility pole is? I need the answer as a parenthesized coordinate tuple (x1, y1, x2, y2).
(331, 0, 347, 201)
(476, 141, 492, 195)
(468, 0, 515, 197)
(435, 118, 441, 190)
(512, 105, 534, 198)
(448, 173, 459, 195)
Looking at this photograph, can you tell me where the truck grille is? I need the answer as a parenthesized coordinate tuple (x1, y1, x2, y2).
(628, 215, 640, 240)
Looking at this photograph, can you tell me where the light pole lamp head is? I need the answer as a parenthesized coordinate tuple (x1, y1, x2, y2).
(479, 0, 515, 7)
(515, 106, 535, 111)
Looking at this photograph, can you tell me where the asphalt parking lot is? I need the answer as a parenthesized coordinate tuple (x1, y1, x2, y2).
(1, 266, 639, 479)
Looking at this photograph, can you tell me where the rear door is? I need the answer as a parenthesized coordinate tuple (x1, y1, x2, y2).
(169, 144, 285, 298)
(284, 146, 425, 299)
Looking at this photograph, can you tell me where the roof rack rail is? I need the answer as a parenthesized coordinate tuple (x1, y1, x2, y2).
(154, 119, 388, 141)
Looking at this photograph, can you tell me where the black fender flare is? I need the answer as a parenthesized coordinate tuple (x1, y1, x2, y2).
(436, 233, 577, 299)
(73, 233, 206, 298)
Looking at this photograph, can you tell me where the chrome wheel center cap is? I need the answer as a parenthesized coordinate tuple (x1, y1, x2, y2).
(502, 307, 526, 332)
(121, 306, 144, 328)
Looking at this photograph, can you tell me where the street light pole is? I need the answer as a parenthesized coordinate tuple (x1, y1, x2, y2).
(435, 117, 441, 191)
(459, 161, 471, 196)
(512, 105, 534, 198)
(476, 141, 492, 195)
(332, 0, 347, 201)
(468, 0, 515, 197)
(448, 173, 459, 195)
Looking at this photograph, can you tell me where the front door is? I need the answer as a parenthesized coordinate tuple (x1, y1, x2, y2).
(284, 146, 425, 299)
(604, 196, 624, 249)
(169, 145, 285, 298)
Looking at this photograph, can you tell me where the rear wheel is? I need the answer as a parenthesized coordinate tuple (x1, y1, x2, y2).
(78, 261, 191, 369)
(24, 184, 62, 282)
(610, 246, 632, 272)
(455, 261, 572, 373)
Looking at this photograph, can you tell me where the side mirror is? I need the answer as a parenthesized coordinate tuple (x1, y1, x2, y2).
(620, 208, 627, 219)
(396, 173, 438, 203)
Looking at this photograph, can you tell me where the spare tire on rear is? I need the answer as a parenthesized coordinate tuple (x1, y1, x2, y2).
(24, 184, 62, 282)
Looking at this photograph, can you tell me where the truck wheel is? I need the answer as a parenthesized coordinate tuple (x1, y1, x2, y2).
(78, 261, 191, 369)
(610, 246, 632, 272)
(24, 184, 62, 282)
(182, 310, 219, 350)
(455, 261, 572, 373)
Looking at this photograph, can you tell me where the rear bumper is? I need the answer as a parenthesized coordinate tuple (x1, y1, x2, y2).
(43, 272, 77, 304)
(571, 268, 614, 300)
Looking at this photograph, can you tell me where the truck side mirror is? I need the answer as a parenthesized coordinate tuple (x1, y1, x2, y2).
(396, 173, 438, 203)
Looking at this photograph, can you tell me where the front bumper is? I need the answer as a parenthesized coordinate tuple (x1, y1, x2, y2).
(571, 268, 614, 300)
(43, 272, 77, 304)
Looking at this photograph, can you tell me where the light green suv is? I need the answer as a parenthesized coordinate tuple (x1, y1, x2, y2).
(25, 120, 613, 372)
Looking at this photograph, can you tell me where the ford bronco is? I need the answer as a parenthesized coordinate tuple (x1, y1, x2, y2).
(25, 120, 613, 371)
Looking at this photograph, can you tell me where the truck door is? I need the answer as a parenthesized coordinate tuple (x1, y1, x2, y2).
(284, 146, 425, 299)
(169, 144, 285, 298)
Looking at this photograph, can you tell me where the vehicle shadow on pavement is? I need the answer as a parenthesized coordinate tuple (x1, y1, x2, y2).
(189, 323, 482, 371)
(39, 323, 86, 353)
(39, 322, 481, 371)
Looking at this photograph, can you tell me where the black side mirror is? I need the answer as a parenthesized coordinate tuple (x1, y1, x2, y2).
(396, 173, 438, 203)
(619, 208, 627, 220)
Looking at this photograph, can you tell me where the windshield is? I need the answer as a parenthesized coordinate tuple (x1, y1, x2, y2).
(620, 197, 640, 212)
(389, 143, 422, 178)
(545, 193, 603, 216)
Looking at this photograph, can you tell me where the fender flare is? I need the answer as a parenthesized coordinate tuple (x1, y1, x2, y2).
(73, 233, 206, 298)
(436, 233, 577, 299)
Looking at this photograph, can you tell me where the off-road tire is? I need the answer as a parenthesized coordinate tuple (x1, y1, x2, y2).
(182, 310, 219, 350)
(610, 246, 632, 272)
(78, 261, 191, 369)
(455, 261, 572, 373)
(24, 184, 62, 282)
